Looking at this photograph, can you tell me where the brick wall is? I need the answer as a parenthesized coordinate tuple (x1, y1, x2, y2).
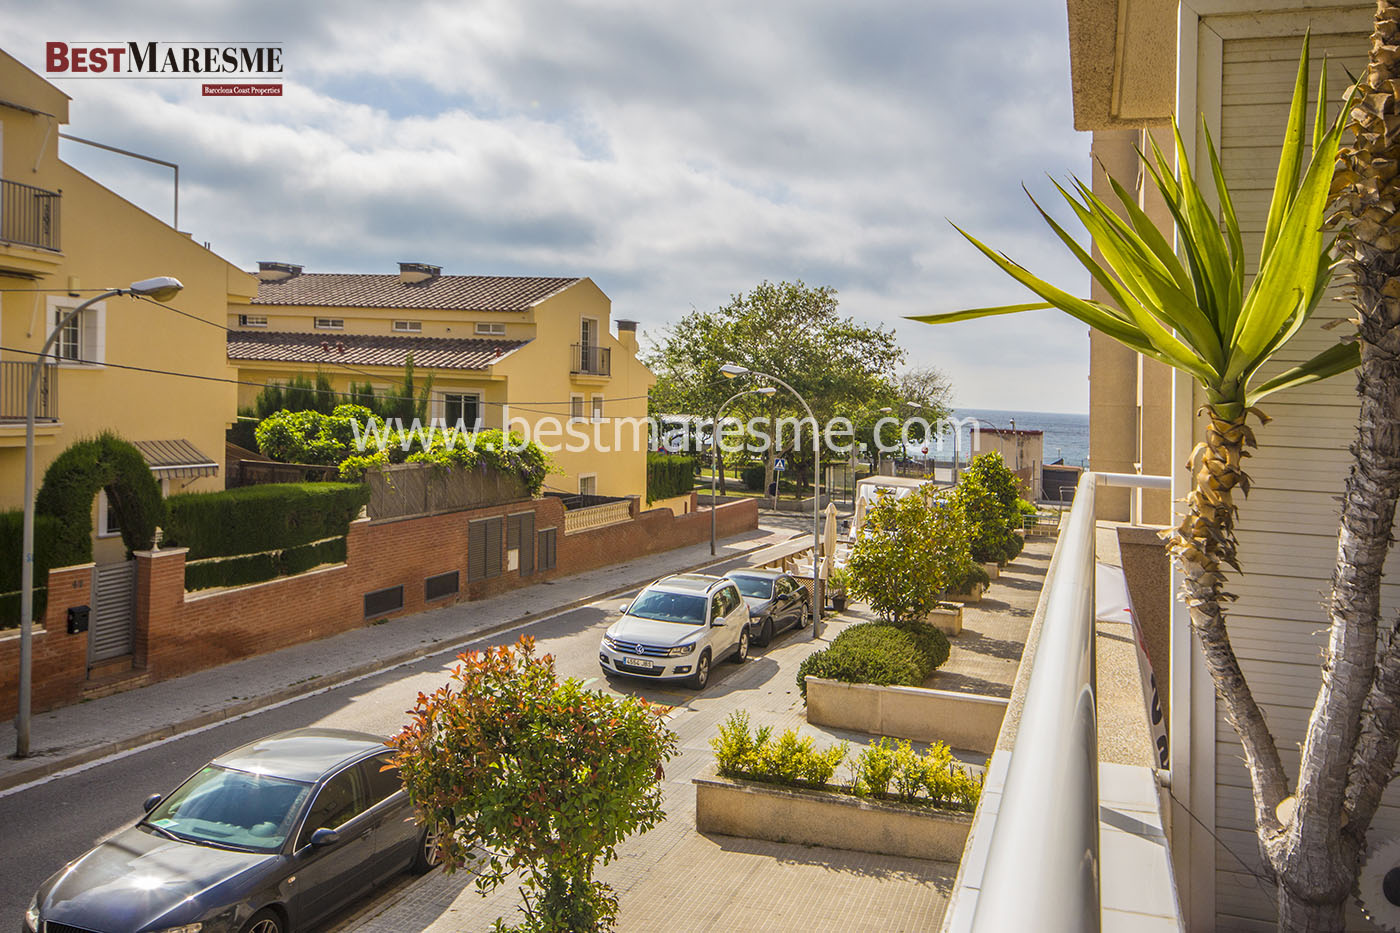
(0, 495, 758, 718)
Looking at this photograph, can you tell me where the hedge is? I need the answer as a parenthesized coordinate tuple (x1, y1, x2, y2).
(796, 620, 951, 699)
(184, 536, 347, 591)
(0, 511, 62, 629)
(163, 483, 370, 560)
(34, 433, 164, 562)
(742, 464, 767, 491)
(646, 453, 697, 503)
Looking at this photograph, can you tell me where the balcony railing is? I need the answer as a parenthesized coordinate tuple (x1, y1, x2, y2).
(571, 343, 611, 376)
(0, 360, 58, 422)
(0, 179, 62, 251)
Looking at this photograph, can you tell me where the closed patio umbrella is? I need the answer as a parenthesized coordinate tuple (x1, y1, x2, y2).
(820, 502, 839, 580)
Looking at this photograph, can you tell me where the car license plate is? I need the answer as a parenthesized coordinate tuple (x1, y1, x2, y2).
(622, 656, 655, 669)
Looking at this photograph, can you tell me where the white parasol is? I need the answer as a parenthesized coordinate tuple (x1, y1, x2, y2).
(820, 502, 839, 580)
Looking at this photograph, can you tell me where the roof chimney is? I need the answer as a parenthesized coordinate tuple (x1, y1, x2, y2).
(616, 319, 639, 356)
(399, 262, 441, 286)
(257, 261, 303, 283)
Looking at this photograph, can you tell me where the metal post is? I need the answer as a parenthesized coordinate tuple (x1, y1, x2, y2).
(18, 288, 122, 757)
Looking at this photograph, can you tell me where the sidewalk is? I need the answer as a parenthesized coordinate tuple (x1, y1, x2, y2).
(0, 522, 800, 794)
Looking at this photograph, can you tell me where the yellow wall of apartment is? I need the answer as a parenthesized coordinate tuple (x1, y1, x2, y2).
(0, 52, 256, 530)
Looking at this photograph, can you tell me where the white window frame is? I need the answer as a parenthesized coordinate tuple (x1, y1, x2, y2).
(238, 313, 268, 328)
(393, 320, 422, 333)
(579, 474, 598, 496)
(475, 322, 506, 336)
(570, 393, 585, 422)
(46, 296, 106, 367)
(591, 394, 604, 422)
(97, 488, 121, 538)
(580, 317, 597, 347)
(314, 317, 345, 330)
(438, 391, 483, 431)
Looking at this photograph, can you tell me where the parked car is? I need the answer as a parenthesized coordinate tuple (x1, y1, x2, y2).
(723, 569, 811, 646)
(599, 573, 749, 688)
(24, 728, 439, 933)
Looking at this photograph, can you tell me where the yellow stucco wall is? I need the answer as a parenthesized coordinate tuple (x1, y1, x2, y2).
(0, 51, 256, 534)
(236, 277, 655, 499)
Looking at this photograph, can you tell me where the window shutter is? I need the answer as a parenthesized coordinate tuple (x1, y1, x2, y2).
(468, 519, 488, 582)
(517, 512, 535, 576)
(484, 517, 502, 579)
(538, 528, 557, 571)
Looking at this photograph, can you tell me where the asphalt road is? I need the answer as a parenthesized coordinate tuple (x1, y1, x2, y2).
(0, 541, 805, 931)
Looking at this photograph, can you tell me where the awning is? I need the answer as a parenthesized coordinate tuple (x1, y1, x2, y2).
(133, 439, 220, 480)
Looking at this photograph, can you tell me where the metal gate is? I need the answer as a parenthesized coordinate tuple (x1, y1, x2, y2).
(89, 561, 136, 663)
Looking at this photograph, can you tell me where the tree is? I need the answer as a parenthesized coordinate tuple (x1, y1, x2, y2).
(390, 637, 677, 933)
(912, 42, 1367, 928)
(645, 280, 904, 497)
(846, 365, 954, 472)
(846, 489, 970, 623)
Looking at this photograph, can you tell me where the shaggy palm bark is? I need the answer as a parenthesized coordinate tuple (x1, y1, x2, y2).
(1277, 7, 1400, 929)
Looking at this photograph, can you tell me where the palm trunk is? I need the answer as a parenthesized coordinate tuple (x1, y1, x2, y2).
(1169, 406, 1291, 852)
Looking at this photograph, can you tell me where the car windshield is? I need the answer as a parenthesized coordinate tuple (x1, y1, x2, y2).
(144, 765, 313, 853)
(627, 590, 709, 625)
(728, 576, 773, 599)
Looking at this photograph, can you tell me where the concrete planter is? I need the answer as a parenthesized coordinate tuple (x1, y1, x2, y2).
(922, 601, 963, 636)
(944, 582, 984, 604)
(981, 562, 1000, 581)
(694, 770, 972, 862)
(804, 676, 1008, 754)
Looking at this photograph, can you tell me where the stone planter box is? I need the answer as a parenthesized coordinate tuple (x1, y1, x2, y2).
(922, 601, 963, 636)
(981, 562, 1000, 581)
(694, 770, 972, 862)
(805, 676, 1008, 753)
(944, 582, 985, 604)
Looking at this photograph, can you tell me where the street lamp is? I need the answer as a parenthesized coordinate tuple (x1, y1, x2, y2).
(719, 363, 824, 632)
(16, 276, 184, 758)
(711, 386, 777, 555)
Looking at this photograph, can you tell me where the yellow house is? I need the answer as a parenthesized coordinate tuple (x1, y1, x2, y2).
(0, 50, 258, 565)
(227, 263, 654, 498)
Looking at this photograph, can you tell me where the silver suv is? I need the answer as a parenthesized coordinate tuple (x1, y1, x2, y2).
(599, 574, 750, 689)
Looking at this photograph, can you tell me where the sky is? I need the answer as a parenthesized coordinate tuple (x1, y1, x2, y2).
(3, 0, 1091, 413)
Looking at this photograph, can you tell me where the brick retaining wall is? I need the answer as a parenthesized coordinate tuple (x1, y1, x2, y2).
(0, 493, 757, 718)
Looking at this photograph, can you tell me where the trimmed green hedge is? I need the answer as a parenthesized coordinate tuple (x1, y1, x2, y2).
(646, 453, 697, 503)
(742, 464, 767, 491)
(184, 537, 347, 591)
(163, 483, 370, 560)
(796, 620, 951, 700)
(0, 511, 61, 629)
(34, 433, 164, 562)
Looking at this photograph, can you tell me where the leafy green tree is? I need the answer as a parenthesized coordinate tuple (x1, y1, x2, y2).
(847, 489, 970, 622)
(391, 637, 678, 933)
(646, 280, 904, 496)
(912, 43, 1366, 926)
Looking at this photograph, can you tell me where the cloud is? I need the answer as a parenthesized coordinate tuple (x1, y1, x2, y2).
(3, 0, 1091, 412)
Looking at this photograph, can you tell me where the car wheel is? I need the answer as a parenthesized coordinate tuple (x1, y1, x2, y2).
(241, 908, 284, 933)
(733, 628, 749, 663)
(795, 600, 811, 629)
(689, 650, 712, 689)
(758, 617, 774, 647)
(413, 823, 445, 873)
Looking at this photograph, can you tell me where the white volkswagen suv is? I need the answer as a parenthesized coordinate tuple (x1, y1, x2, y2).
(599, 574, 750, 689)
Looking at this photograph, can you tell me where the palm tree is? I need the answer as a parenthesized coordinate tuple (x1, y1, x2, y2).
(913, 41, 1366, 928)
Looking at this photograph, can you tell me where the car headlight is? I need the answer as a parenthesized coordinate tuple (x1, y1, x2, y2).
(667, 642, 697, 657)
(24, 895, 38, 933)
(152, 924, 203, 933)
(602, 635, 619, 650)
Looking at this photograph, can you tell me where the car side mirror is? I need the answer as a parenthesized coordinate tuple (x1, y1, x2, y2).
(142, 793, 162, 814)
(711, 618, 725, 627)
(618, 602, 630, 614)
(310, 828, 340, 847)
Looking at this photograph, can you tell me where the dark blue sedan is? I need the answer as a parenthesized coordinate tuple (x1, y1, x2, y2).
(24, 728, 438, 933)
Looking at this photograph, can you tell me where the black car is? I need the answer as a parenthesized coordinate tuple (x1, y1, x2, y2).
(25, 728, 438, 933)
(723, 569, 811, 647)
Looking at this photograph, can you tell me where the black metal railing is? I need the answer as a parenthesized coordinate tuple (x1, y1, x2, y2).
(0, 179, 61, 251)
(0, 360, 58, 421)
(571, 343, 611, 376)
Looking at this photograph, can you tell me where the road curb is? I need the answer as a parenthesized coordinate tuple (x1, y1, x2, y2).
(0, 535, 792, 795)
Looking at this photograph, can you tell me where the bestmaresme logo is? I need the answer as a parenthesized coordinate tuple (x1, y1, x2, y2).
(45, 42, 284, 96)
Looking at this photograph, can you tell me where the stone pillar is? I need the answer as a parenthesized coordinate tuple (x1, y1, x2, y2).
(133, 548, 186, 673)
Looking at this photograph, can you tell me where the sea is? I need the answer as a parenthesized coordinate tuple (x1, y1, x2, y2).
(899, 408, 1090, 468)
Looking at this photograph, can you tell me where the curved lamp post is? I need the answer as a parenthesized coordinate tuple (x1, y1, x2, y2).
(710, 386, 777, 555)
(719, 364, 823, 632)
(16, 276, 184, 757)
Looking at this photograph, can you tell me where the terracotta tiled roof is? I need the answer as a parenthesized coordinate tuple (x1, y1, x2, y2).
(251, 273, 580, 310)
(227, 331, 528, 370)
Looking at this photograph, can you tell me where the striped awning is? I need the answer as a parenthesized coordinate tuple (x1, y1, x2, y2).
(133, 439, 220, 479)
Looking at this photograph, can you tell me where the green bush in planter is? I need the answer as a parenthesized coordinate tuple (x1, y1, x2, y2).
(847, 489, 971, 622)
(796, 619, 950, 699)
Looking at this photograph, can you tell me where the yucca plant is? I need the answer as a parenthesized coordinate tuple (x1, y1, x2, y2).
(913, 41, 1373, 929)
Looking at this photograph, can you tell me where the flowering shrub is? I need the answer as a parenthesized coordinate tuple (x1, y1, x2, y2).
(390, 637, 677, 933)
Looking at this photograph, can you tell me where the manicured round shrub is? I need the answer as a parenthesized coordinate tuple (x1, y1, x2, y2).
(796, 620, 950, 699)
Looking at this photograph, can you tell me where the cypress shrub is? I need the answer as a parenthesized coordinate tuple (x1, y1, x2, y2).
(0, 511, 61, 628)
(163, 482, 370, 559)
(33, 433, 164, 563)
(742, 464, 767, 491)
(646, 453, 696, 503)
(184, 536, 348, 591)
